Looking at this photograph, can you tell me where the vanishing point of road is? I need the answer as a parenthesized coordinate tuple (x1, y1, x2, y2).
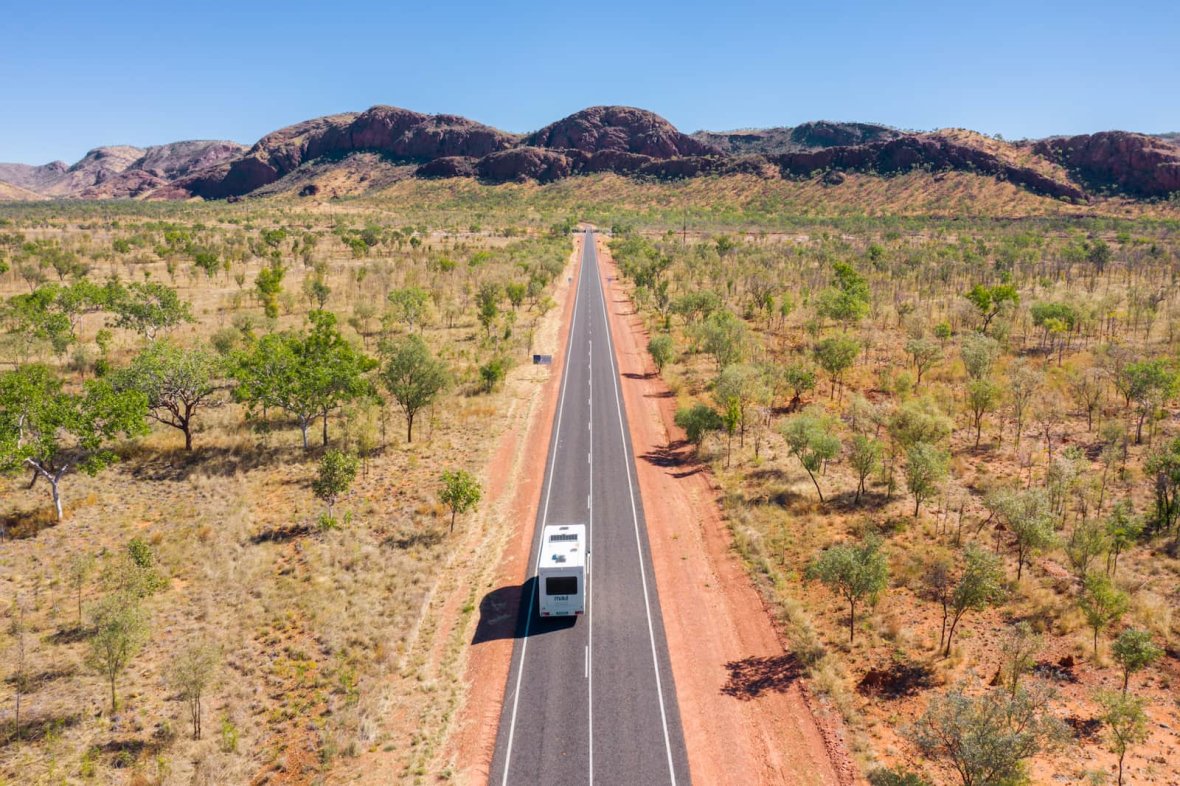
(489, 230, 691, 785)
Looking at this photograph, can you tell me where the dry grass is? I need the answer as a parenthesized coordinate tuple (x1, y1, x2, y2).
(0, 202, 574, 784)
(615, 225, 1180, 784)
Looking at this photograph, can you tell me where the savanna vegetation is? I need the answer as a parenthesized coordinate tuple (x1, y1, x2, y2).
(611, 215, 1180, 785)
(1, 170, 1178, 785)
(0, 197, 573, 783)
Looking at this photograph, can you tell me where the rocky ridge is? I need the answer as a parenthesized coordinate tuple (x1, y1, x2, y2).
(3, 105, 1179, 203)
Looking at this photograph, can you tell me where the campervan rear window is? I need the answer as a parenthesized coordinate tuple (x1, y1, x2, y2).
(545, 576, 578, 596)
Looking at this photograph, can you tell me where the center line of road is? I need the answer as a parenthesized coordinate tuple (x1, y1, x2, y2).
(499, 240, 585, 786)
(587, 306, 595, 786)
(595, 242, 679, 786)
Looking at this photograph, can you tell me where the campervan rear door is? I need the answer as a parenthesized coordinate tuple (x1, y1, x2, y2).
(539, 566, 583, 616)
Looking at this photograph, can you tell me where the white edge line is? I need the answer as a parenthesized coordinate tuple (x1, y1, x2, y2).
(593, 237, 679, 785)
(500, 232, 585, 786)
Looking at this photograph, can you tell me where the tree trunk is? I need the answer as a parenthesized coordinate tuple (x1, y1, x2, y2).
(944, 614, 962, 657)
(191, 696, 202, 740)
(805, 467, 824, 504)
(322, 412, 330, 446)
(300, 421, 310, 450)
(407, 413, 415, 444)
(51, 477, 63, 521)
(183, 422, 193, 451)
(110, 676, 117, 715)
(848, 599, 856, 644)
(450, 508, 457, 534)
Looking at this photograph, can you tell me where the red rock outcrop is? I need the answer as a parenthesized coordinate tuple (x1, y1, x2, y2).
(1032, 132, 1180, 198)
(475, 148, 572, 183)
(177, 106, 519, 198)
(3, 104, 1174, 203)
(416, 156, 479, 179)
(527, 106, 719, 158)
(771, 135, 1088, 201)
(694, 122, 902, 155)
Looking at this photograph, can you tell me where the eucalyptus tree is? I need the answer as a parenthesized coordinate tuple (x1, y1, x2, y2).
(0, 365, 147, 520)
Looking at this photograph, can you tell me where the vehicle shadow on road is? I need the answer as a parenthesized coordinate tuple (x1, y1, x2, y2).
(471, 578, 576, 644)
(721, 654, 801, 700)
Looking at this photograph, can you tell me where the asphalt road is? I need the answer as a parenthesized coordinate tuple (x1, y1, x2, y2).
(489, 231, 690, 785)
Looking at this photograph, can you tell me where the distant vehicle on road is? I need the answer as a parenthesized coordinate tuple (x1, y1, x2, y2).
(537, 524, 586, 618)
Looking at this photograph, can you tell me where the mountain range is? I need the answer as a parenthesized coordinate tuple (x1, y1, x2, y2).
(2, 105, 1178, 203)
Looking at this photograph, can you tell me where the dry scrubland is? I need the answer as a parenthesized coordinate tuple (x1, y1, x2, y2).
(1, 174, 1179, 786)
(0, 197, 576, 784)
(610, 215, 1180, 785)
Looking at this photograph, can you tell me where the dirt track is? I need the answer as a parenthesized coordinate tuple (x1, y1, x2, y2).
(595, 235, 859, 786)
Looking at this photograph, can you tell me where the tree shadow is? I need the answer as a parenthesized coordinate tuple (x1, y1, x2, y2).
(607, 295, 638, 317)
(130, 442, 309, 482)
(721, 654, 801, 700)
(746, 467, 788, 483)
(0, 506, 58, 540)
(1033, 654, 1079, 683)
(384, 528, 445, 550)
(101, 737, 164, 768)
(640, 441, 704, 478)
(825, 489, 894, 512)
(856, 662, 934, 699)
(471, 578, 576, 644)
(0, 713, 81, 749)
(622, 371, 653, 380)
(46, 626, 91, 645)
(4, 665, 77, 693)
(1065, 715, 1103, 742)
(250, 523, 314, 545)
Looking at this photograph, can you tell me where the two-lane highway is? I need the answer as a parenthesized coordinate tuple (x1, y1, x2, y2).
(490, 231, 690, 785)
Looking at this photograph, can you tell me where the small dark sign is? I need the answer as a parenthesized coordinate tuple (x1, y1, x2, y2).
(533, 354, 553, 365)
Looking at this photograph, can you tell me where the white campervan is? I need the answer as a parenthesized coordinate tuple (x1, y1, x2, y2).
(537, 524, 586, 618)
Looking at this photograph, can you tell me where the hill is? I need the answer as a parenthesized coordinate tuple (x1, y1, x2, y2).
(2, 106, 1179, 205)
(0, 141, 245, 199)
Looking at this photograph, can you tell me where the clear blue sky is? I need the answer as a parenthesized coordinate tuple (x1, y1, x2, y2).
(2, 0, 1178, 164)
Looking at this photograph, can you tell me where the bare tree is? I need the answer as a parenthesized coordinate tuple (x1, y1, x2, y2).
(168, 640, 220, 740)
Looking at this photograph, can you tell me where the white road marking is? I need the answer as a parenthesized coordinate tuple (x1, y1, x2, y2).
(587, 315, 595, 786)
(500, 237, 585, 786)
(594, 242, 679, 785)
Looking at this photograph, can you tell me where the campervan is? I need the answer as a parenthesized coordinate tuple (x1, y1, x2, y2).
(537, 524, 586, 618)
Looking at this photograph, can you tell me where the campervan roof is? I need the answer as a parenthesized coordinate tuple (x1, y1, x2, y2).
(539, 524, 585, 569)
